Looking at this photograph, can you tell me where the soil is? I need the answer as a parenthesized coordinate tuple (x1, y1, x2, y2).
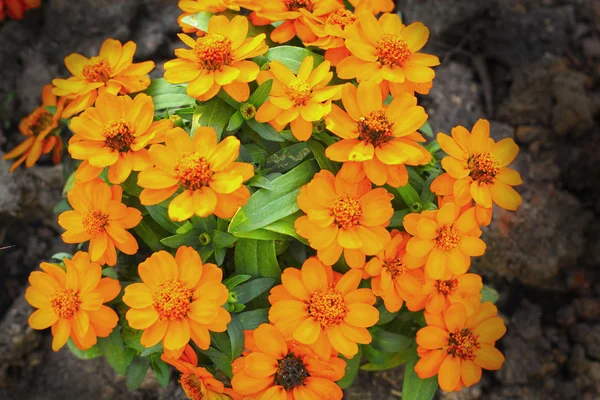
(0, 0, 599, 399)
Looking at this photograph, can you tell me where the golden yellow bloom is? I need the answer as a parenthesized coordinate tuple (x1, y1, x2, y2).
(0, 0, 40, 20)
(421, 272, 483, 316)
(255, 57, 341, 141)
(348, 0, 394, 15)
(178, 0, 259, 13)
(164, 15, 267, 102)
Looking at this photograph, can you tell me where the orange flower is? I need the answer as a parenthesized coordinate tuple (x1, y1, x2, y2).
(138, 127, 254, 222)
(348, 0, 394, 14)
(0, 0, 40, 20)
(58, 179, 142, 267)
(431, 119, 523, 212)
(415, 302, 506, 392)
(179, 0, 259, 13)
(295, 170, 393, 268)
(255, 57, 341, 141)
(421, 273, 483, 316)
(268, 258, 379, 359)
(25, 251, 121, 351)
(164, 15, 267, 102)
(3, 84, 64, 171)
(337, 13, 440, 95)
(325, 81, 430, 187)
(52, 39, 154, 119)
(68, 92, 173, 184)
(231, 323, 346, 399)
(123, 247, 231, 354)
(404, 203, 485, 280)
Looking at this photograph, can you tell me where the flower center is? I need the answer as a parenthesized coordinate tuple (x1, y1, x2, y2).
(174, 152, 214, 191)
(326, 8, 356, 29)
(435, 226, 461, 252)
(384, 258, 406, 280)
(152, 280, 193, 321)
(30, 109, 53, 136)
(194, 33, 233, 71)
(50, 287, 81, 319)
(283, 0, 312, 11)
(357, 110, 394, 147)
(82, 210, 109, 236)
(287, 78, 312, 106)
(468, 153, 500, 184)
(436, 278, 458, 296)
(307, 287, 348, 328)
(376, 33, 412, 66)
(103, 119, 135, 152)
(331, 194, 362, 230)
(273, 353, 310, 390)
(180, 373, 206, 400)
(82, 57, 113, 83)
(446, 328, 480, 361)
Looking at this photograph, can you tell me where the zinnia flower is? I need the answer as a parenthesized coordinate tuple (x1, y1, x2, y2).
(255, 57, 341, 141)
(0, 0, 40, 20)
(348, 0, 394, 14)
(25, 251, 121, 351)
(421, 273, 483, 316)
(325, 81, 431, 187)
(431, 119, 523, 212)
(3, 84, 64, 171)
(415, 302, 506, 392)
(268, 258, 379, 358)
(68, 92, 173, 184)
(164, 15, 267, 102)
(231, 323, 346, 399)
(295, 170, 393, 268)
(52, 38, 154, 119)
(123, 247, 231, 354)
(404, 203, 485, 280)
(138, 127, 254, 222)
(179, 0, 258, 13)
(58, 179, 142, 267)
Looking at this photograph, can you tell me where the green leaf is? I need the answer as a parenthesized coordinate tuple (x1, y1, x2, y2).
(122, 322, 144, 352)
(419, 121, 434, 138)
(179, 12, 212, 33)
(67, 339, 102, 360)
(360, 349, 410, 371)
(246, 175, 274, 190)
(102, 267, 118, 279)
(420, 169, 442, 204)
(63, 171, 76, 196)
(146, 205, 180, 234)
(238, 308, 269, 330)
(235, 277, 276, 304)
(234, 239, 281, 279)
(212, 230, 238, 249)
(370, 327, 412, 353)
(240, 143, 270, 165)
(376, 304, 398, 326)
(133, 218, 167, 252)
(481, 285, 500, 304)
(227, 314, 245, 360)
(223, 274, 252, 290)
(51, 252, 73, 261)
(98, 328, 135, 375)
(150, 354, 170, 387)
(126, 357, 149, 391)
(402, 346, 438, 400)
(229, 228, 288, 241)
(337, 348, 362, 389)
(53, 198, 72, 214)
(199, 347, 233, 378)
(140, 343, 163, 357)
(191, 96, 235, 139)
(227, 111, 244, 131)
(245, 119, 285, 142)
(217, 89, 241, 109)
(308, 139, 339, 173)
(389, 208, 410, 229)
(121, 172, 142, 197)
(248, 79, 273, 107)
(264, 142, 311, 172)
(263, 46, 324, 74)
(260, 212, 307, 242)
(144, 78, 195, 111)
(396, 183, 422, 212)
(160, 230, 199, 248)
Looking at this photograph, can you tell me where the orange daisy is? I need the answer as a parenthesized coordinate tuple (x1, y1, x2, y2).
(164, 15, 267, 102)
(68, 92, 173, 184)
(404, 203, 485, 280)
(52, 38, 154, 119)
(255, 57, 341, 141)
(25, 251, 121, 351)
(348, 0, 394, 14)
(179, 0, 259, 13)
(268, 258, 379, 359)
(3, 84, 65, 171)
(295, 170, 393, 268)
(123, 246, 231, 355)
(0, 0, 40, 20)
(325, 81, 431, 187)
(337, 13, 440, 94)
(57, 179, 142, 267)
(431, 119, 523, 212)
(415, 302, 506, 392)
(231, 323, 346, 399)
(421, 273, 483, 316)
(138, 127, 254, 222)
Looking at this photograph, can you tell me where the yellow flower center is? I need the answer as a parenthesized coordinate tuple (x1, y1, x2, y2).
(287, 78, 312, 106)
(435, 278, 458, 296)
(283, 0, 312, 11)
(446, 328, 480, 361)
(384, 258, 406, 280)
(152, 280, 193, 321)
(194, 33, 233, 71)
(357, 110, 394, 147)
(82, 210, 109, 236)
(331, 194, 362, 230)
(50, 287, 81, 319)
(174, 152, 214, 191)
(376, 33, 412, 67)
(82, 57, 113, 83)
(435, 226, 461, 252)
(326, 8, 356, 28)
(273, 353, 309, 390)
(468, 153, 500, 184)
(103, 119, 135, 152)
(29, 109, 53, 136)
(307, 287, 348, 328)
(180, 373, 206, 400)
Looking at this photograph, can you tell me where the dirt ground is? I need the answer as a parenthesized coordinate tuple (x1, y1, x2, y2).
(0, 0, 599, 399)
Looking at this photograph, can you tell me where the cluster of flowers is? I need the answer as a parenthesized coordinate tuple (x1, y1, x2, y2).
(5, 0, 523, 398)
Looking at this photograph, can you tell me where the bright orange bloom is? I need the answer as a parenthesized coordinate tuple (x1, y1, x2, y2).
(295, 170, 393, 268)
(3, 84, 64, 171)
(415, 302, 506, 392)
(268, 258, 379, 359)
(255, 57, 341, 141)
(404, 203, 485, 280)
(348, 0, 394, 14)
(58, 179, 142, 267)
(421, 273, 483, 316)
(179, 0, 258, 13)
(25, 251, 121, 351)
(123, 247, 231, 354)
(325, 81, 430, 187)
(138, 127, 254, 222)
(337, 13, 440, 95)
(0, 0, 40, 20)
(231, 323, 346, 399)
(431, 119, 523, 212)
(164, 15, 267, 102)
(52, 39, 154, 119)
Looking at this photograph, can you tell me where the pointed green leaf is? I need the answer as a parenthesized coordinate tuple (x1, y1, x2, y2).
(263, 46, 324, 74)
(234, 239, 281, 279)
(248, 79, 273, 107)
(402, 345, 438, 400)
(191, 96, 235, 139)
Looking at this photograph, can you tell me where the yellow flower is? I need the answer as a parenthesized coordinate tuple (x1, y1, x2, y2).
(178, 0, 259, 13)
(348, 0, 394, 15)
